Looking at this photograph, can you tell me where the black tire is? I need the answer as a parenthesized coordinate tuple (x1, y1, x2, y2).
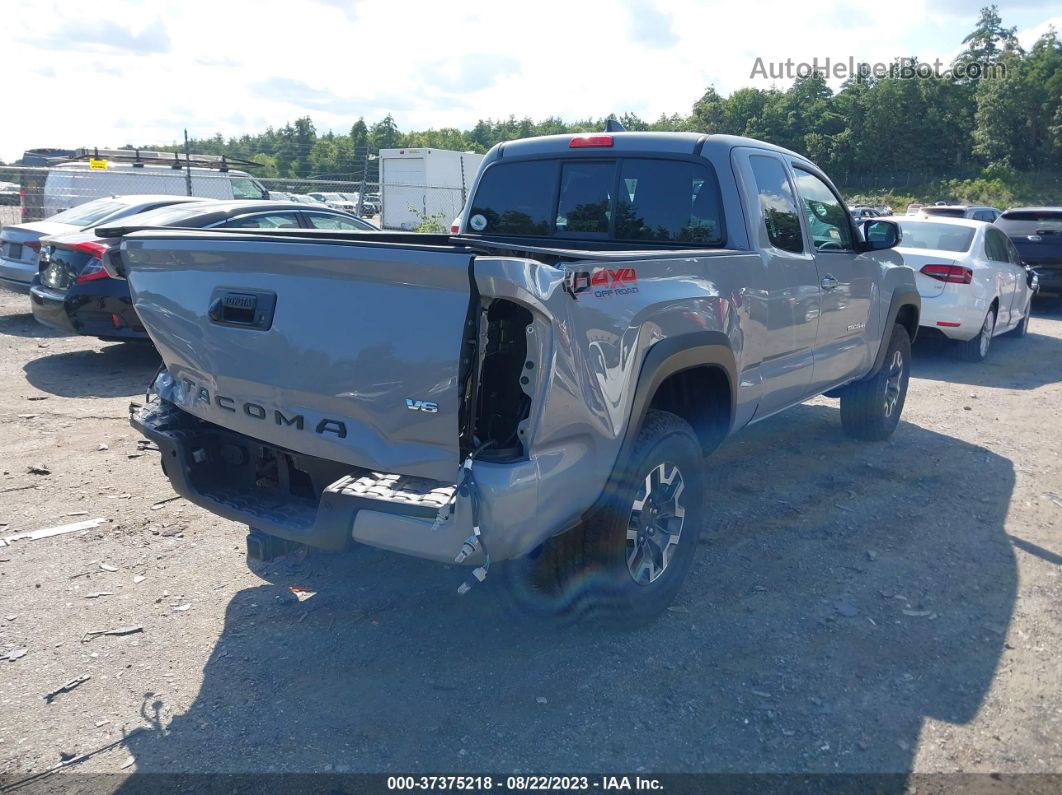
(1007, 301, 1031, 338)
(839, 324, 911, 441)
(957, 307, 996, 361)
(500, 410, 705, 624)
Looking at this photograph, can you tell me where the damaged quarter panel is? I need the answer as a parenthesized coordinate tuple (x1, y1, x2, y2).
(471, 249, 757, 559)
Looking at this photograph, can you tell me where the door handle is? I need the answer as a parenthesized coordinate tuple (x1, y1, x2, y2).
(820, 274, 838, 290)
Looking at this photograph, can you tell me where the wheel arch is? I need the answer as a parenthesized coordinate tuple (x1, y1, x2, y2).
(872, 289, 920, 376)
(625, 331, 737, 456)
(573, 330, 737, 542)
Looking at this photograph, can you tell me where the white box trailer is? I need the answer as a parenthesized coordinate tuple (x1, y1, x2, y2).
(379, 148, 484, 231)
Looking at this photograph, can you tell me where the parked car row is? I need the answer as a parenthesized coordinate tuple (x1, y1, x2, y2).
(0, 188, 1055, 370)
(0, 196, 377, 343)
(0, 194, 205, 291)
(862, 202, 1059, 359)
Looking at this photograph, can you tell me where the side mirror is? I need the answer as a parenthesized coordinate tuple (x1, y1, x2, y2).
(861, 219, 901, 251)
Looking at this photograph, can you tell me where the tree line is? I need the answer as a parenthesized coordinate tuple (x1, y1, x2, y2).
(65, 7, 1062, 207)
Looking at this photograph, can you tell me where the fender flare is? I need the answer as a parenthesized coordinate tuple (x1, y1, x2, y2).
(622, 330, 738, 452)
(870, 289, 920, 376)
(572, 330, 737, 533)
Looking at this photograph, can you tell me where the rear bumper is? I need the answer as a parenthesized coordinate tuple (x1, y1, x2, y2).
(1031, 266, 1062, 296)
(30, 285, 77, 333)
(0, 256, 35, 292)
(916, 287, 987, 341)
(131, 400, 544, 564)
(30, 283, 148, 341)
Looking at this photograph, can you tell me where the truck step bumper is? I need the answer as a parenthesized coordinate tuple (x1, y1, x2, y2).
(131, 400, 482, 564)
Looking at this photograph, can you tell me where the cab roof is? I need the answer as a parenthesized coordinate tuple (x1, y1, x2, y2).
(493, 131, 808, 164)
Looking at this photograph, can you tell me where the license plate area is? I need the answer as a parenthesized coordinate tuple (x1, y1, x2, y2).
(6, 243, 22, 260)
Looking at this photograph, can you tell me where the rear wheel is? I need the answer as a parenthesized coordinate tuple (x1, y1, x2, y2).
(500, 410, 704, 623)
(839, 324, 911, 441)
(957, 307, 996, 361)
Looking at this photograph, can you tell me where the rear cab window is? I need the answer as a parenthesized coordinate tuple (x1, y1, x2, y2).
(467, 156, 725, 248)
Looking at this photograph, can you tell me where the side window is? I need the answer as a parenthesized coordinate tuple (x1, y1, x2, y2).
(973, 209, 993, 222)
(614, 159, 724, 244)
(792, 167, 853, 250)
(555, 161, 613, 235)
(748, 155, 803, 253)
(984, 228, 1008, 261)
(1005, 239, 1023, 266)
(306, 213, 369, 231)
(221, 212, 301, 229)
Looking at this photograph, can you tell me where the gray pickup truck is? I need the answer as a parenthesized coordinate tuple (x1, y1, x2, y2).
(109, 131, 919, 621)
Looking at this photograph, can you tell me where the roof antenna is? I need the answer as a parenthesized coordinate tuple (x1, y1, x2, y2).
(605, 116, 626, 133)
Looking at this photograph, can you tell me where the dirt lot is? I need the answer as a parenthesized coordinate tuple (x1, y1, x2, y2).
(0, 287, 1059, 786)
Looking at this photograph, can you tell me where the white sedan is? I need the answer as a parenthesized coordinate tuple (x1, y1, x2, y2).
(895, 216, 1036, 361)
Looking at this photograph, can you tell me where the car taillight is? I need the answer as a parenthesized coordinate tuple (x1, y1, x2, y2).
(73, 242, 111, 283)
(920, 264, 973, 284)
(25, 240, 41, 253)
(569, 135, 613, 148)
(77, 260, 108, 283)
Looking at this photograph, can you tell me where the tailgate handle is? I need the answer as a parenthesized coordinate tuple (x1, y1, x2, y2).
(208, 290, 277, 330)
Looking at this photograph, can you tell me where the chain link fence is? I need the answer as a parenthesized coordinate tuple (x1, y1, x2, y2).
(0, 161, 474, 233)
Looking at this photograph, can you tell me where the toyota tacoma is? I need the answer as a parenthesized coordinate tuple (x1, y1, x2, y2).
(106, 131, 919, 621)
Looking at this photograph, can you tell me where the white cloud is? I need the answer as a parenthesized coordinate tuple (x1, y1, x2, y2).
(0, 0, 1058, 161)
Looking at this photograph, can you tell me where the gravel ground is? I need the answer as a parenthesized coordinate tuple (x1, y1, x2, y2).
(0, 288, 1059, 786)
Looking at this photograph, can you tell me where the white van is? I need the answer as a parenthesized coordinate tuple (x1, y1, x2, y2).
(22, 149, 268, 221)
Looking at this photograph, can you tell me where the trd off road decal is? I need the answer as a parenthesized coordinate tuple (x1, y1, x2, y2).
(565, 266, 639, 299)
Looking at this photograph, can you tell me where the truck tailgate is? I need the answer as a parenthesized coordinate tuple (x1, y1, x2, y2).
(121, 233, 474, 482)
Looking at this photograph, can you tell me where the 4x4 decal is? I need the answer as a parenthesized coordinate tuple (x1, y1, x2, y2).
(565, 266, 639, 299)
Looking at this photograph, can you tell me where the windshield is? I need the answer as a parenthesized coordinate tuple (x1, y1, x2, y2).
(897, 220, 976, 252)
(48, 198, 130, 226)
(922, 207, 966, 218)
(230, 177, 268, 200)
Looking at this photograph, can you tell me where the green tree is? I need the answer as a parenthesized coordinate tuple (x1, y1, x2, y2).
(370, 114, 401, 150)
(956, 5, 1020, 70)
(690, 86, 726, 132)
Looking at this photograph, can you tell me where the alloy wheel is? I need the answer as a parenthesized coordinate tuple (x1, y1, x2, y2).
(979, 312, 994, 357)
(625, 462, 686, 585)
(883, 348, 905, 418)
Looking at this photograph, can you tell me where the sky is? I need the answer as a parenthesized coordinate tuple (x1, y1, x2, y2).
(2, 0, 1060, 161)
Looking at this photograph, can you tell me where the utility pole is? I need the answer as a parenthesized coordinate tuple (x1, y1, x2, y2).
(183, 129, 192, 196)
